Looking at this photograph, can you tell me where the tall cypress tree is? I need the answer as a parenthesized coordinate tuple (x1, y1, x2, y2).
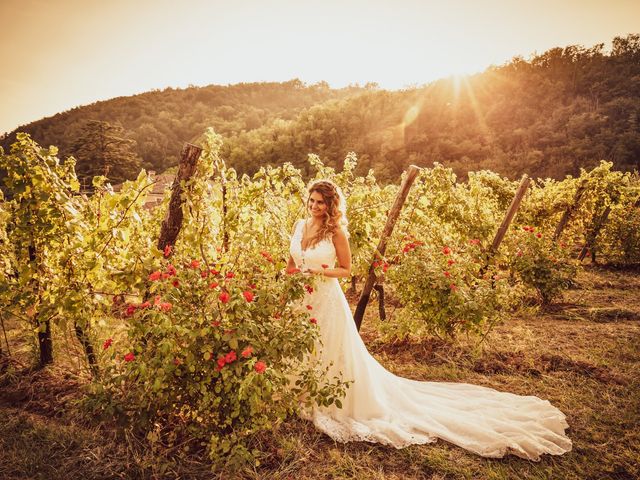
(71, 120, 142, 187)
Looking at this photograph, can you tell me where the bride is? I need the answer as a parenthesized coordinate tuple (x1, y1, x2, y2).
(286, 179, 572, 461)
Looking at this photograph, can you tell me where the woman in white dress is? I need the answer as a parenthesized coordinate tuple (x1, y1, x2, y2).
(286, 180, 572, 461)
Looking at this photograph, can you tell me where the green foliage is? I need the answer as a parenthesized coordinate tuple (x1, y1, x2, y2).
(601, 190, 640, 263)
(96, 253, 347, 467)
(384, 238, 513, 340)
(0, 133, 83, 361)
(508, 226, 578, 305)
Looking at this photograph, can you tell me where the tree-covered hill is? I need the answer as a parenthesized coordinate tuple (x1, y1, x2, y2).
(2, 34, 639, 183)
(225, 34, 640, 181)
(0, 80, 363, 183)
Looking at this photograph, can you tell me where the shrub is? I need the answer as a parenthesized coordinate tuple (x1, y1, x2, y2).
(93, 250, 348, 467)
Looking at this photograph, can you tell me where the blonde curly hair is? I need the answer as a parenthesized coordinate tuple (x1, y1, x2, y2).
(305, 180, 348, 248)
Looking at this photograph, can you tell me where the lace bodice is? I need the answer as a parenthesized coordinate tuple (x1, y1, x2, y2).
(289, 220, 337, 270)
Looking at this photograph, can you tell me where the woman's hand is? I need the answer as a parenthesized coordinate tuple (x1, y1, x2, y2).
(304, 267, 324, 276)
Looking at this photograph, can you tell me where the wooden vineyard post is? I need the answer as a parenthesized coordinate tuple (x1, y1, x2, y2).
(373, 284, 386, 321)
(353, 165, 421, 331)
(578, 205, 612, 262)
(74, 323, 98, 377)
(490, 175, 531, 254)
(27, 243, 53, 368)
(157, 143, 203, 252)
(553, 181, 587, 241)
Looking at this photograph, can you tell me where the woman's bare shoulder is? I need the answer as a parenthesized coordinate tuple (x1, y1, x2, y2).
(332, 226, 349, 243)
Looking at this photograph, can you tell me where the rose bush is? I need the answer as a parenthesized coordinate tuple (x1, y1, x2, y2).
(507, 225, 578, 305)
(384, 237, 514, 340)
(94, 248, 348, 467)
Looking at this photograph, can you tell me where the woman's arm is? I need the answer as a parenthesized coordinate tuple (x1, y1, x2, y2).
(307, 228, 351, 278)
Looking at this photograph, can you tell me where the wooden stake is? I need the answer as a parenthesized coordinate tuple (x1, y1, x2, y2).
(553, 181, 587, 241)
(373, 284, 386, 321)
(157, 143, 203, 252)
(490, 175, 531, 253)
(353, 165, 421, 331)
(578, 205, 612, 262)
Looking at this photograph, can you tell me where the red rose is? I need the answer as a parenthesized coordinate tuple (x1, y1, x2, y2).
(139, 301, 151, 309)
(225, 350, 237, 363)
(443, 271, 451, 278)
(148, 270, 162, 281)
(124, 352, 135, 362)
(172, 279, 180, 288)
(190, 259, 200, 269)
(216, 356, 226, 371)
(442, 246, 451, 255)
(286, 267, 301, 275)
(447, 259, 455, 266)
(249, 283, 257, 289)
(241, 346, 253, 358)
(536, 233, 542, 238)
(306, 305, 313, 310)
(310, 317, 317, 325)
(260, 251, 274, 262)
(103, 338, 113, 350)
(254, 361, 266, 374)
(225, 271, 235, 279)
(159, 302, 172, 312)
(321, 264, 329, 269)
(211, 320, 221, 327)
(173, 357, 182, 365)
(383, 263, 389, 273)
(124, 304, 136, 317)
(210, 268, 220, 275)
(163, 245, 172, 257)
(304, 284, 314, 294)
(219, 291, 230, 303)
(209, 282, 219, 289)
(243, 290, 254, 302)
(166, 264, 177, 276)
(201, 270, 209, 278)
(449, 283, 458, 291)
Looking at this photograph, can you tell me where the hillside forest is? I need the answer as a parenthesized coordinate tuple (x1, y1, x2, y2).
(1, 34, 638, 186)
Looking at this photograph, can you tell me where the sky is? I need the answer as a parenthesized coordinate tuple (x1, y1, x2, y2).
(1, 0, 638, 135)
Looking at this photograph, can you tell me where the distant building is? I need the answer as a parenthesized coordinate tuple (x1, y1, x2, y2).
(111, 170, 176, 209)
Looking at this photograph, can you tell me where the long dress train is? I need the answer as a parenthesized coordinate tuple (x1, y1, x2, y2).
(290, 220, 572, 460)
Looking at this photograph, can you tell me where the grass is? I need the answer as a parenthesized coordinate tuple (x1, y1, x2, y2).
(1, 264, 639, 479)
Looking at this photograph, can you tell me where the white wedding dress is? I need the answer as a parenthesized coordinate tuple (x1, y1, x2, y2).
(290, 220, 572, 460)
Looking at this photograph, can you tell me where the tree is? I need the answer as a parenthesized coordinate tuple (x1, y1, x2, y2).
(71, 120, 142, 187)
